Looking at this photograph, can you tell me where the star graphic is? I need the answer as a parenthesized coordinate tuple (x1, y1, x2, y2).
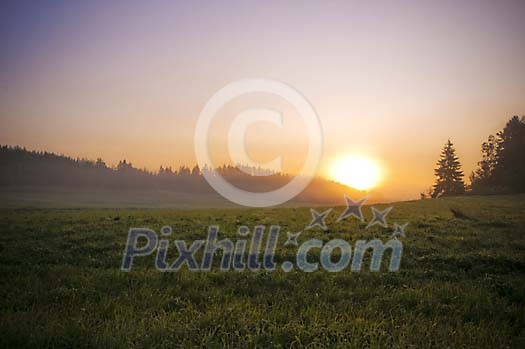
(366, 206, 393, 229)
(391, 223, 408, 238)
(337, 195, 367, 222)
(305, 208, 332, 230)
(284, 231, 301, 246)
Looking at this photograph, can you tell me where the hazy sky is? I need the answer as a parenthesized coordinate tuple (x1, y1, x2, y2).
(1, 0, 524, 200)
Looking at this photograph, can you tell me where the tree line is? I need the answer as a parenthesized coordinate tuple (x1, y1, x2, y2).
(3, 115, 522, 200)
(0, 145, 352, 203)
(0, 146, 291, 193)
(430, 115, 525, 198)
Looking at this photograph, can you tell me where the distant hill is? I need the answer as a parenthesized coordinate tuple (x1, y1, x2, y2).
(0, 145, 370, 208)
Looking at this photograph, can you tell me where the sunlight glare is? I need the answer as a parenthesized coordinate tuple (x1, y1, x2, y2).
(330, 155, 382, 191)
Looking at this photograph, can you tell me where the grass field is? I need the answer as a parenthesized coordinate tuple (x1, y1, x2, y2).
(1, 195, 524, 348)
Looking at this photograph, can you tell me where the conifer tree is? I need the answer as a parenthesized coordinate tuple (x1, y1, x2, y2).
(432, 140, 465, 197)
(470, 134, 499, 192)
(494, 116, 525, 192)
(470, 116, 525, 193)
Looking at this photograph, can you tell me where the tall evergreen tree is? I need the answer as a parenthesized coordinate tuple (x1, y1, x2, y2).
(432, 140, 465, 197)
(470, 116, 525, 193)
(469, 134, 499, 192)
(494, 116, 525, 192)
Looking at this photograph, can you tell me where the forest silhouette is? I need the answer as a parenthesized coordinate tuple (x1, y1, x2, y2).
(2, 116, 523, 206)
(0, 145, 357, 205)
(429, 115, 525, 198)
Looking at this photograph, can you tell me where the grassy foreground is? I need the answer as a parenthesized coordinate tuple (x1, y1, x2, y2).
(0, 195, 524, 348)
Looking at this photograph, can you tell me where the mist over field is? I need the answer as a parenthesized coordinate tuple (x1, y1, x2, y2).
(1, 0, 524, 347)
(0, 145, 378, 208)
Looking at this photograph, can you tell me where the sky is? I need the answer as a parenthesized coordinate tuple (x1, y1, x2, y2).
(1, 0, 524, 200)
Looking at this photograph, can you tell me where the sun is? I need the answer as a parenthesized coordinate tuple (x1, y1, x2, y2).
(330, 154, 382, 191)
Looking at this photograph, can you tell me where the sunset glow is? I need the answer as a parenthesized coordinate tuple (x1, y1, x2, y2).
(1, 1, 524, 201)
(330, 155, 382, 191)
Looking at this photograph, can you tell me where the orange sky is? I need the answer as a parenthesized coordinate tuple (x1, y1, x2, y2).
(1, 1, 524, 201)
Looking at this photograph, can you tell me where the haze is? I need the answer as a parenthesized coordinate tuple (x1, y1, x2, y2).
(1, 0, 524, 200)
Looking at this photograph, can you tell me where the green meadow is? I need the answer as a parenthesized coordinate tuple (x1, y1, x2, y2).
(1, 195, 524, 348)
